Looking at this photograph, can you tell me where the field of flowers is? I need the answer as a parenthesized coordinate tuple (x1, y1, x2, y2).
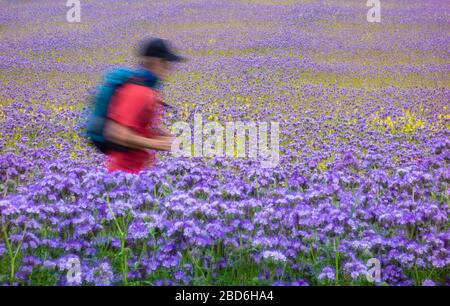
(0, 0, 449, 286)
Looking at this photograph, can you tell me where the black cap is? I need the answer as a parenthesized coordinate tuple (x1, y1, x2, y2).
(138, 38, 184, 62)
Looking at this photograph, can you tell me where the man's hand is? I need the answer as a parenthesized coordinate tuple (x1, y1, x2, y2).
(150, 136, 174, 151)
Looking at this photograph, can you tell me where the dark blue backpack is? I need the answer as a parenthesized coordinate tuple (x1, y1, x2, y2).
(84, 67, 157, 153)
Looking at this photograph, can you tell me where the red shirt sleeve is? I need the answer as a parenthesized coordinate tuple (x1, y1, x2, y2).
(107, 83, 154, 131)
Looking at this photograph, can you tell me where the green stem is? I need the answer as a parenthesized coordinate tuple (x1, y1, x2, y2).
(414, 265, 420, 285)
(1, 222, 27, 285)
(2, 225, 14, 285)
(121, 235, 128, 286)
(105, 194, 127, 285)
(334, 238, 339, 285)
(105, 194, 124, 237)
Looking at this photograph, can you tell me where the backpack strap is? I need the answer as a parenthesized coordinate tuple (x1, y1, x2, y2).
(127, 78, 147, 87)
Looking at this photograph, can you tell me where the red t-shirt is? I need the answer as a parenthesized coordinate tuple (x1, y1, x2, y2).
(105, 83, 164, 173)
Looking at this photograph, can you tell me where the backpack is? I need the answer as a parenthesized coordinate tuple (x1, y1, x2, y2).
(84, 67, 157, 153)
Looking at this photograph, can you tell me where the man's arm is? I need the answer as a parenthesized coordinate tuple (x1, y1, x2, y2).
(104, 119, 173, 151)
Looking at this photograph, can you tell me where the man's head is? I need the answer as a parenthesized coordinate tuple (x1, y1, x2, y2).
(138, 38, 184, 80)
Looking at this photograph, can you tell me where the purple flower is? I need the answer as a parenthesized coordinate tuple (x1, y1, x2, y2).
(85, 262, 114, 286)
(127, 219, 149, 240)
(262, 250, 287, 262)
(422, 279, 435, 286)
(318, 266, 335, 281)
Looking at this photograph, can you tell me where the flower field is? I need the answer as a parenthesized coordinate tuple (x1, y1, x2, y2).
(0, 0, 449, 286)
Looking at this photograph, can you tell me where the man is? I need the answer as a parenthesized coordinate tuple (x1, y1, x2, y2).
(103, 38, 183, 173)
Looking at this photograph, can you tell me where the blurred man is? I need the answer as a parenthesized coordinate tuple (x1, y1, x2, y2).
(103, 38, 183, 173)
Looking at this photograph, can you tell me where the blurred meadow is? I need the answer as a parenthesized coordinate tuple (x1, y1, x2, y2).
(0, 0, 449, 286)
